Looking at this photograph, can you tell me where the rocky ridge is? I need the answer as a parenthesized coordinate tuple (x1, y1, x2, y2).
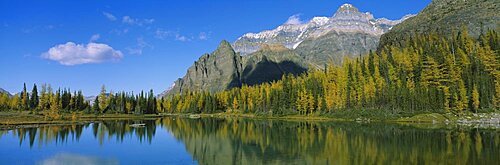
(233, 4, 414, 56)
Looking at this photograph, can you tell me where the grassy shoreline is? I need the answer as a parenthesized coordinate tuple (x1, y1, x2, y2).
(0, 110, 498, 129)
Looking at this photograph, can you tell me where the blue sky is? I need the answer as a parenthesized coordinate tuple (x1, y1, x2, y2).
(0, 0, 431, 96)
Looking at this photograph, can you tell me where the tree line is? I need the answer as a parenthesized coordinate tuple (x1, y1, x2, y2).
(0, 84, 159, 117)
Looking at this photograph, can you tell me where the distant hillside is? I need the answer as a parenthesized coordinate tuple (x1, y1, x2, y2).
(379, 0, 500, 49)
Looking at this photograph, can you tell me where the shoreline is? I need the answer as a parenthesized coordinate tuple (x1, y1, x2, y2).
(1, 111, 499, 130)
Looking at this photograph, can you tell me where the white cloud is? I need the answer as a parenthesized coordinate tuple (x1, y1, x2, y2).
(42, 42, 123, 66)
(285, 14, 302, 25)
(102, 12, 117, 21)
(90, 34, 100, 42)
(198, 32, 209, 40)
(122, 16, 154, 26)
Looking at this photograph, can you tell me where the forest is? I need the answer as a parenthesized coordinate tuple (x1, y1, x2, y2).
(0, 28, 498, 118)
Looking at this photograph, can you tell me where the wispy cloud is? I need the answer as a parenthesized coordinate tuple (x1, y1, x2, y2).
(198, 32, 210, 40)
(155, 28, 193, 42)
(126, 37, 152, 55)
(122, 16, 154, 26)
(284, 14, 302, 25)
(175, 34, 190, 42)
(110, 28, 129, 35)
(154, 29, 172, 40)
(42, 42, 123, 66)
(38, 153, 118, 165)
(22, 25, 57, 33)
(90, 34, 100, 42)
(102, 12, 117, 21)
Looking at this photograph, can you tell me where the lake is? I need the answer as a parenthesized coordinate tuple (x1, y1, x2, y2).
(0, 117, 498, 165)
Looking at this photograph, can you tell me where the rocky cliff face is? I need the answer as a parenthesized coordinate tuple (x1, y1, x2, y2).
(379, 0, 500, 49)
(167, 41, 243, 94)
(233, 4, 413, 57)
(295, 30, 380, 66)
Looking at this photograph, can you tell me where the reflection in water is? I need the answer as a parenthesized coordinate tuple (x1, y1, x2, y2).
(6, 119, 159, 147)
(37, 153, 118, 165)
(2, 117, 500, 164)
(17, 124, 85, 148)
(90, 120, 158, 145)
(161, 118, 500, 165)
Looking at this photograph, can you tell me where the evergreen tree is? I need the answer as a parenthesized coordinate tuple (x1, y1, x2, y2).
(21, 83, 29, 110)
(92, 97, 100, 114)
(30, 84, 39, 110)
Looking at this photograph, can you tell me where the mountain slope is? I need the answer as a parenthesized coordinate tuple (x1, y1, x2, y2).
(241, 45, 307, 86)
(167, 41, 243, 94)
(379, 0, 500, 48)
(294, 30, 379, 66)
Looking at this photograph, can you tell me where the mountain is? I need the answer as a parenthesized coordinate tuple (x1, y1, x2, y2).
(85, 96, 96, 104)
(162, 4, 413, 96)
(163, 41, 307, 96)
(233, 4, 413, 66)
(0, 88, 11, 97)
(379, 0, 500, 49)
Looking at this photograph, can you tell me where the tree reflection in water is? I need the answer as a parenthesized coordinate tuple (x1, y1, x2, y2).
(4, 119, 159, 147)
(2, 117, 499, 164)
(161, 118, 500, 165)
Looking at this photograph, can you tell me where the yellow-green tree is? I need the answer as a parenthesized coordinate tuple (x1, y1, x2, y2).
(99, 85, 108, 112)
(472, 85, 480, 112)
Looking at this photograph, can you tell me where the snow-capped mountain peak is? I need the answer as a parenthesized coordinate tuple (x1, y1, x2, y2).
(233, 4, 414, 55)
(336, 3, 358, 14)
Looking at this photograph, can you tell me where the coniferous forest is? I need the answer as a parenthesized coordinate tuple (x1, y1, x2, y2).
(1, 29, 499, 118)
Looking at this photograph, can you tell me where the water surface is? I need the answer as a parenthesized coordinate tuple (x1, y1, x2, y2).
(0, 117, 498, 164)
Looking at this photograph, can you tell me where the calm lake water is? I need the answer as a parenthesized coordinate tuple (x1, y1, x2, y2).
(0, 117, 499, 165)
